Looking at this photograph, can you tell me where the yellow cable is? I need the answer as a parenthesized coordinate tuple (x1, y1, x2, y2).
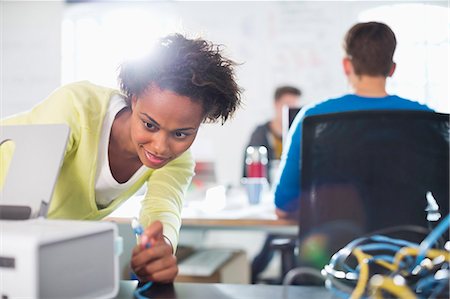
(350, 248, 371, 299)
(341, 246, 448, 299)
(370, 275, 416, 299)
(394, 247, 450, 269)
(373, 259, 397, 272)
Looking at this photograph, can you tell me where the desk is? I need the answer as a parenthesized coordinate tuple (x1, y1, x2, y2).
(106, 188, 297, 282)
(116, 281, 336, 299)
(106, 216, 296, 231)
(182, 218, 296, 230)
(107, 214, 296, 282)
(107, 187, 297, 234)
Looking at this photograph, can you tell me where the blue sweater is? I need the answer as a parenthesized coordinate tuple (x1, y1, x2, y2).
(273, 94, 433, 212)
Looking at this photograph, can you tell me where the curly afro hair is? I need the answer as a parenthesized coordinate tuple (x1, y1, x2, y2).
(118, 34, 242, 124)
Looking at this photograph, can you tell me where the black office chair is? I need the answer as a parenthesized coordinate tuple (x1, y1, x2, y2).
(276, 110, 449, 284)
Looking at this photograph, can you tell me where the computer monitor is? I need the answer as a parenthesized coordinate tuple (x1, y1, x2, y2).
(0, 124, 70, 219)
(298, 110, 449, 266)
(282, 106, 301, 145)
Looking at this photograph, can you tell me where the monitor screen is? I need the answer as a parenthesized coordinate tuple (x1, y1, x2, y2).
(282, 106, 301, 145)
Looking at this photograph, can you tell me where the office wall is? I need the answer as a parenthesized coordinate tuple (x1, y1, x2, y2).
(175, 2, 357, 185)
(2, 1, 448, 186)
(1, 1, 63, 117)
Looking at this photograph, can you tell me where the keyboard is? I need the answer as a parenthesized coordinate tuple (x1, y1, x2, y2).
(178, 249, 234, 276)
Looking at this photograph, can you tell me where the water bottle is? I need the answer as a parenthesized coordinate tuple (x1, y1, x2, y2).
(245, 146, 268, 178)
(243, 146, 268, 205)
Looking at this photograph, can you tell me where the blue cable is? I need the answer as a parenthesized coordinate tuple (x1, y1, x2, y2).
(353, 255, 398, 273)
(340, 243, 405, 273)
(329, 234, 416, 268)
(328, 236, 369, 266)
(130, 218, 154, 298)
(325, 219, 449, 299)
(346, 254, 400, 274)
(415, 275, 439, 293)
(368, 255, 397, 264)
(370, 235, 419, 248)
(133, 281, 153, 299)
(429, 278, 449, 299)
(358, 243, 401, 253)
(415, 214, 449, 267)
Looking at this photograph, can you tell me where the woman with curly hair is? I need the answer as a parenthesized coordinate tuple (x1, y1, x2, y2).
(1, 34, 242, 282)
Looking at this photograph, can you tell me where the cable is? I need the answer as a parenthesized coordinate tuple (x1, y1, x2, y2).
(282, 267, 324, 285)
(370, 235, 419, 248)
(292, 214, 450, 299)
(429, 276, 449, 299)
(133, 281, 153, 299)
(282, 267, 324, 299)
(350, 248, 370, 299)
(415, 214, 450, 267)
(368, 225, 430, 238)
(321, 216, 450, 299)
(394, 247, 450, 270)
(369, 275, 416, 299)
(367, 257, 397, 272)
(130, 218, 154, 299)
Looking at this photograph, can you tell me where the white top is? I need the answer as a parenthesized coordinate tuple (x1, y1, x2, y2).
(95, 94, 147, 208)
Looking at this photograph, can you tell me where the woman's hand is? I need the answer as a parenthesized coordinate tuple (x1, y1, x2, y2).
(130, 221, 178, 283)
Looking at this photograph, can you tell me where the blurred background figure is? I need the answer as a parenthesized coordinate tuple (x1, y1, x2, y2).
(243, 86, 302, 183)
(273, 22, 432, 219)
(242, 86, 301, 284)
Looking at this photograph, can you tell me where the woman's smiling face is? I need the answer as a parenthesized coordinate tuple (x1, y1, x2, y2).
(130, 84, 204, 169)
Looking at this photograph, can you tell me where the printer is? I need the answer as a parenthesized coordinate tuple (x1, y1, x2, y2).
(0, 124, 122, 299)
(0, 219, 121, 299)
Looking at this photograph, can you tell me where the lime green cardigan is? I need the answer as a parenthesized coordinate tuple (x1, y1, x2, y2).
(0, 81, 195, 250)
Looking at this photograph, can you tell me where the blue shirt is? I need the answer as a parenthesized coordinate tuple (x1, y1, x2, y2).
(273, 94, 433, 212)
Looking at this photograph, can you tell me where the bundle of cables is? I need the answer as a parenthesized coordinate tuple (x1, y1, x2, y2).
(322, 214, 449, 299)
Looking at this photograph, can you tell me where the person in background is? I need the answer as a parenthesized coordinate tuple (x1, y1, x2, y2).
(274, 21, 432, 220)
(245, 86, 301, 284)
(0, 34, 242, 283)
(243, 86, 301, 182)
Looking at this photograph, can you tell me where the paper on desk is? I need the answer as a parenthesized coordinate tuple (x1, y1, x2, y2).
(181, 190, 277, 220)
(108, 186, 277, 220)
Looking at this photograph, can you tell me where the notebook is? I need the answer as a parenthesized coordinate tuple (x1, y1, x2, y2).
(0, 124, 70, 219)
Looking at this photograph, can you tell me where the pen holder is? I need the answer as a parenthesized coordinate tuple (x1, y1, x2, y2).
(241, 177, 268, 205)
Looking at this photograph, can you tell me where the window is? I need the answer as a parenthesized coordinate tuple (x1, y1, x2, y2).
(359, 3, 449, 113)
(62, 3, 181, 88)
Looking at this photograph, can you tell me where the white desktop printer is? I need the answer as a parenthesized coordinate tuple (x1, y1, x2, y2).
(0, 219, 121, 299)
(0, 124, 122, 299)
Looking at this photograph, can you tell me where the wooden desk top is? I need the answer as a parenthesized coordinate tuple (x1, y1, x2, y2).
(181, 217, 296, 228)
(116, 281, 336, 299)
(106, 216, 297, 231)
(106, 189, 297, 231)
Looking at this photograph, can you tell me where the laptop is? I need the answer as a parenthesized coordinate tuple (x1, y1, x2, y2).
(0, 124, 70, 219)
